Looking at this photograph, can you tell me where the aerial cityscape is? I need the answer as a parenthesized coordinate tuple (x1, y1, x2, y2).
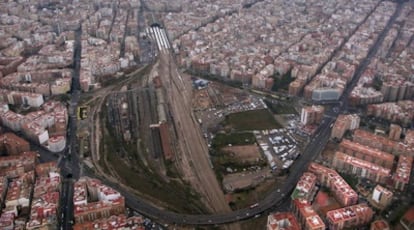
(0, 0, 413, 229)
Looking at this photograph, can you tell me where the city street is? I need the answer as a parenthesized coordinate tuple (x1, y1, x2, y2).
(50, 0, 405, 228)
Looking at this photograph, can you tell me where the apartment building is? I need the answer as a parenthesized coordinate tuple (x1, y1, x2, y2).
(308, 163, 358, 207)
(332, 151, 391, 184)
(326, 203, 373, 230)
(267, 212, 301, 230)
(300, 105, 324, 125)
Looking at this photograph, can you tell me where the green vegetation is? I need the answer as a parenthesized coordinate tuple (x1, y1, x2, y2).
(341, 173, 359, 189)
(228, 179, 277, 210)
(8, 104, 39, 115)
(209, 132, 266, 189)
(229, 188, 255, 206)
(271, 70, 294, 92)
(320, 186, 331, 195)
(211, 153, 266, 176)
(165, 160, 180, 178)
(224, 109, 282, 130)
(372, 75, 383, 91)
(211, 132, 256, 148)
(389, 203, 410, 225)
(100, 113, 208, 214)
(240, 214, 267, 230)
(194, 227, 221, 230)
(264, 100, 297, 114)
(56, 93, 71, 103)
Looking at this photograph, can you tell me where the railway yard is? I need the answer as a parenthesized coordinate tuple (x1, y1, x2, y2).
(79, 50, 309, 215)
(78, 4, 311, 227)
(0, 0, 411, 229)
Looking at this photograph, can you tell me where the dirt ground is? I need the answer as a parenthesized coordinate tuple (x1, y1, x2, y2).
(192, 88, 212, 110)
(313, 191, 341, 216)
(222, 169, 272, 192)
(211, 82, 249, 106)
(221, 145, 262, 164)
(274, 114, 289, 127)
(228, 177, 281, 210)
(320, 141, 337, 164)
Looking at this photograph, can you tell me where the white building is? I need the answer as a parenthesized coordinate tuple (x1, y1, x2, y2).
(47, 136, 66, 153)
(23, 93, 44, 108)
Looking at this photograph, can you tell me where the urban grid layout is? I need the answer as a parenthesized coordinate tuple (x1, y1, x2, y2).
(0, 0, 413, 229)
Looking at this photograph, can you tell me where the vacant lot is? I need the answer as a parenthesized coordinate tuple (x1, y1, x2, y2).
(228, 178, 279, 210)
(225, 109, 282, 130)
(221, 145, 262, 164)
(222, 169, 272, 192)
(192, 88, 212, 110)
(320, 141, 337, 163)
(212, 132, 256, 148)
(264, 100, 297, 114)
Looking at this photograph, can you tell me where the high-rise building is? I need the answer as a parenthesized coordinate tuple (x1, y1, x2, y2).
(289, 80, 305, 96)
(353, 129, 413, 156)
(26, 162, 61, 230)
(338, 139, 394, 169)
(393, 155, 413, 191)
(389, 124, 402, 141)
(267, 212, 301, 230)
(308, 163, 358, 207)
(73, 215, 145, 230)
(326, 203, 373, 230)
(331, 114, 360, 139)
(291, 172, 317, 202)
(292, 199, 325, 230)
(333, 151, 391, 184)
(300, 105, 324, 125)
(73, 177, 125, 225)
(405, 130, 414, 147)
(370, 185, 393, 209)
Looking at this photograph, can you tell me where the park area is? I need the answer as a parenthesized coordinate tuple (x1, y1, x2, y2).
(224, 109, 282, 131)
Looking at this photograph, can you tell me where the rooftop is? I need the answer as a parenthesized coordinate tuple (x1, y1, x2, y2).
(340, 139, 395, 165)
(267, 212, 301, 230)
(308, 162, 358, 199)
(326, 203, 373, 224)
(393, 155, 413, 184)
(335, 151, 391, 176)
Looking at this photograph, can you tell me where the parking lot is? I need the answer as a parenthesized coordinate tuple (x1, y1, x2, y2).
(191, 79, 309, 170)
(254, 128, 303, 172)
